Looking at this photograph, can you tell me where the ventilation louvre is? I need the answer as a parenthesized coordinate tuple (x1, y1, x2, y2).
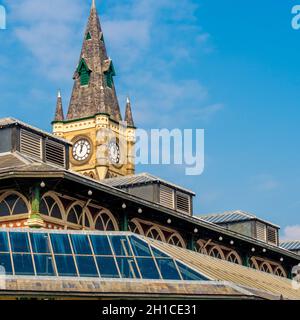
(256, 222, 267, 242)
(176, 192, 191, 215)
(159, 185, 175, 210)
(20, 129, 42, 160)
(267, 227, 277, 245)
(45, 139, 65, 167)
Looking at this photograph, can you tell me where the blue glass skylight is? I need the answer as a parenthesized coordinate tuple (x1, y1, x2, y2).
(0, 230, 209, 282)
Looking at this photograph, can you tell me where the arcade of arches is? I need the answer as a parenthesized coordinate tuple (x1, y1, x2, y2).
(0, 189, 287, 278)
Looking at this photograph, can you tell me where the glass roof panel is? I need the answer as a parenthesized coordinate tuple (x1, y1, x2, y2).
(155, 258, 181, 280)
(75, 256, 98, 277)
(70, 234, 92, 255)
(130, 236, 152, 257)
(90, 235, 112, 256)
(151, 246, 169, 258)
(0, 232, 9, 252)
(30, 233, 51, 254)
(50, 234, 72, 254)
(0, 230, 210, 282)
(13, 254, 34, 275)
(110, 236, 133, 256)
(0, 253, 13, 275)
(55, 255, 77, 277)
(96, 256, 120, 278)
(34, 255, 55, 276)
(136, 257, 161, 280)
(176, 262, 208, 281)
(10, 232, 30, 253)
(116, 257, 140, 279)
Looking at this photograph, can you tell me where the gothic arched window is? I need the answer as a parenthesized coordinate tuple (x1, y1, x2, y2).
(167, 233, 186, 248)
(226, 251, 242, 265)
(129, 219, 144, 235)
(146, 227, 165, 242)
(94, 210, 118, 231)
(67, 204, 83, 225)
(0, 192, 29, 217)
(260, 262, 272, 274)
(274, 266, 286, 278)
(40, 194, 64, 220)
(208, 246, 225, 260)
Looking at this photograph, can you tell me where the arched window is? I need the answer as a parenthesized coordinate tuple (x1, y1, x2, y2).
(208, 246, 225, 260)
(274, 266, 286, 278)
(40, 194, 64, 220)
(129, 219, 144, 235)
(67, 204, 83, 225)
(249, 257, 259, 270)
(167, 233, 186, 248)
(94, 210, 118, 231)
(0, 192, 29, 217)
(260, 262, 272, 274)
(226, 251, 242, 265)
(195, 240, 208, 255)
(79, 212, 92, 228)
(146, 227, 166, 242)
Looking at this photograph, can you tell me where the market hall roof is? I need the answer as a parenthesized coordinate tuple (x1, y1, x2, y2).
(0, 228, 298, 300)
(280, 241, 300, 252)
(200, 210, 280, 229)
(0, 152, 298, 262)
(0, 118, 71, 146)
(103, 172, 196, 196)
(151, 239, 300, 300)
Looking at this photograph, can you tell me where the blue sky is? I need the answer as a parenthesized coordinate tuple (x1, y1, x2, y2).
(0, 0, 300, 239)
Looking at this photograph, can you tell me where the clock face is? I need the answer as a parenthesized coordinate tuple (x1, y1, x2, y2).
(108, 141, 121, 164)
(72, 139, 91, 162)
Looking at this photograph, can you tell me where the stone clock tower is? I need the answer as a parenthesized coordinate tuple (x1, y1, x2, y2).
(52, 1, 135, 180)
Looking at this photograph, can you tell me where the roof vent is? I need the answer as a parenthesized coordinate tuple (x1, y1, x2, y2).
(267, 227, 277, 245)
(256, 222, 266, 242)
(159, 185, 175, 210)
(176, 192, 191, 215)
(45, 139, 66, 167)
(20, 129, 42, 160)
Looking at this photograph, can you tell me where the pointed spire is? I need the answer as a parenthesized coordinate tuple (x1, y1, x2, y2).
(67, 1, 122, 122)
(54, 90, 64, 122)
(125, 97, 134, 127)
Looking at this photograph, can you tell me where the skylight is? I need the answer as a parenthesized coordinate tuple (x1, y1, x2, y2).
(0, 230, 209, 282)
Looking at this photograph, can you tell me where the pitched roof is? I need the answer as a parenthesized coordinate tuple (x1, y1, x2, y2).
(280, 241, 300, 251)
(151, 239, 300, 300)
(66, 3, 122, 122)
(0, 117, 71, 145)
(199, 210, 279, 228)
(0, 152, 65, 174)
(103, 172, 195, 195)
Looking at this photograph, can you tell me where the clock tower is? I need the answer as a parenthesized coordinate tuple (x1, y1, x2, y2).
(52, 1, 135, 180)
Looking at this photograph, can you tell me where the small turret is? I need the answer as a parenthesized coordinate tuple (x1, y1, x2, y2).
(125, 97, 134, 127)
(54, 90, 64, 122)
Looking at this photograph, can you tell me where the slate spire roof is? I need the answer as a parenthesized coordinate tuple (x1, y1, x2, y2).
(54, 90, 64, 122)
(125, 97, 134, 127)
(66, 0, 122, 122)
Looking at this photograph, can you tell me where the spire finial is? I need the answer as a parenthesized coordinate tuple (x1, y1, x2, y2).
(54, 90, 64, 122)
(125, 97, 134, 127)
(92, 0, 96, 9)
